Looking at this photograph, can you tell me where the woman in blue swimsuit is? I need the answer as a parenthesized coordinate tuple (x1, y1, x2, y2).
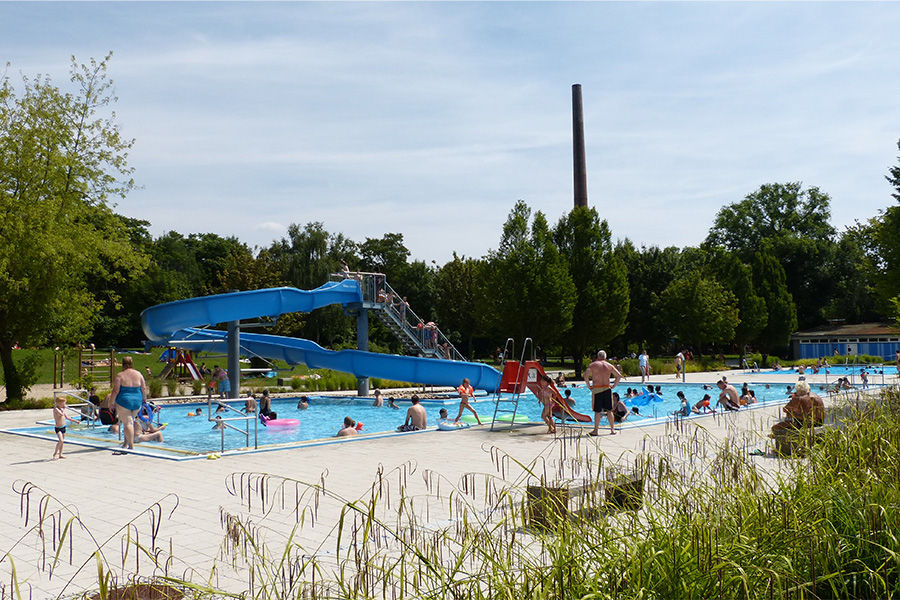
(106, 355, 149, 450)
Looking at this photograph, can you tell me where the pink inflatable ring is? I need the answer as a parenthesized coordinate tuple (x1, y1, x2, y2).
(261, 416, 300, 428)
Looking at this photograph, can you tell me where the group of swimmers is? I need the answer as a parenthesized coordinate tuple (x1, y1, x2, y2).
(666, 379, 765, 418)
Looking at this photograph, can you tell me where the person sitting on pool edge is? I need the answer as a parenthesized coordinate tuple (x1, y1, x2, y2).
(673, 391, 690, 417)
(397, 396, 427, 432)
(337, 416, 359, 437)
(612, 392, 629, 423)
(134, 419, 165, 443)
(717, 380, 740, 411)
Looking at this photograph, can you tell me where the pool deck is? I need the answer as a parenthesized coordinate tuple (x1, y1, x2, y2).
(1, 368, 895, 598)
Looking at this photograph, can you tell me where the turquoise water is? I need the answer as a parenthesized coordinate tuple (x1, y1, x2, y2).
(7, 380, 835, 455)
(751, 365, 897, 377)
(551, 381, 790, 420)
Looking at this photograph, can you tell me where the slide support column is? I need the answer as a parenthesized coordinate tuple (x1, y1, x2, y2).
(227, 319, 240, 399)
(357, 308, 369, 396)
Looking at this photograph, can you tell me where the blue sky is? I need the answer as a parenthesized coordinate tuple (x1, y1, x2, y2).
(3, 2, 900, 264)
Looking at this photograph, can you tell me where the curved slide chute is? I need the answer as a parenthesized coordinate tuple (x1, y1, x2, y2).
(142, 281, 364, 342)
(140, 283, 500, 392)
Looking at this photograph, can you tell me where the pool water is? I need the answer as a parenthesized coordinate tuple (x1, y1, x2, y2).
(547, 381, 791, 421)
(753, 365, 897, 378)
(5, 381, 837, 457)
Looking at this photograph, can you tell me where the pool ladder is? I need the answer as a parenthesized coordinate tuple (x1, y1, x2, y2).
(490, 338, 533, 432)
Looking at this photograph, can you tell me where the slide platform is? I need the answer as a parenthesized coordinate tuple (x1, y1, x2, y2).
(499, 361, 592, 422)
(141, 283, 500, 392)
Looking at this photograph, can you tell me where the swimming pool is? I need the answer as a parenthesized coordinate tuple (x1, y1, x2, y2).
(2, 381, 807, 459)
(751, 365, 897, 378)
(551, 381, 791, 420)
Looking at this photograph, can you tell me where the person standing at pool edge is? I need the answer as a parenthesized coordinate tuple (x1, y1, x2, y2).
(106, 355, 149, 450)
(639, 350, 650, 384)
(454, 378, 482, 424)
(213, 365, 230, 399)
(584, 350, 621, 436)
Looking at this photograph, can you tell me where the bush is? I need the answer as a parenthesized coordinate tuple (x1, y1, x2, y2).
(0, 396, 54, 411)
(148, 378, 163, 399)
(191, 379, 203, 396)
(290, 377, 303, 391)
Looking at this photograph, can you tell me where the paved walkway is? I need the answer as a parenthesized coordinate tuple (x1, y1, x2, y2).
(0, 368, 891, 599)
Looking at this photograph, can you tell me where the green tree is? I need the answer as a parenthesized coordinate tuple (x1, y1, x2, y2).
(267, 222, 357, 346)
(868, 141, 900, 323)
(90, 216, 155, 346)
(214, 244, 281, 294)
(751, 251, 798, 365)
(614, 242, 684, 354)
(553, 207, 629, 377)
(655, 272, 740, 357)
(0, 54, 145, 400)
(707, 249, 767, 358)
(358, 232, 409, 280)
(484, 201, 576, 350)
(821, 225, 879, 324)
(706, 182, 836, 328)
(434, 253, 487, 359)
(392, 259, 436, 323)
(887, 139, 900, 204)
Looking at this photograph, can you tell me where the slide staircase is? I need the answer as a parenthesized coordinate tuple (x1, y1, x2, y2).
(338, 273, 465, 361)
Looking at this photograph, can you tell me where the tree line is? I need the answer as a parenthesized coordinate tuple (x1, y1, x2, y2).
(2, 55, 900, 401)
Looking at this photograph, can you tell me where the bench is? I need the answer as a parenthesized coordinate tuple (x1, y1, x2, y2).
(526, 469, 644, 529)
(772, 423, 837, 457)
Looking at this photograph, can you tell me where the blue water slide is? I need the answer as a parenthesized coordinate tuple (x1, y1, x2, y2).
(141, 281, 364, 341)
(140, 283, 500, 392)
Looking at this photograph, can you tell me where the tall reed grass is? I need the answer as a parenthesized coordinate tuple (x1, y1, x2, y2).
(7, 388, 900, 599)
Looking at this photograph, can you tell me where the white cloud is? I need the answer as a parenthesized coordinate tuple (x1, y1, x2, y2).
(2, 2, 900, 264)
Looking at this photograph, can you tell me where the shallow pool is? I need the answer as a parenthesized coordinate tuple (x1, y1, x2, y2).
(550, 381, 791, 421)
(2, 380, 848, 458)
(751, 365, 897, 378)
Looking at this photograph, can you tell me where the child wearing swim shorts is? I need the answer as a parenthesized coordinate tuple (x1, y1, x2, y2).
(52, 396, 77, 460)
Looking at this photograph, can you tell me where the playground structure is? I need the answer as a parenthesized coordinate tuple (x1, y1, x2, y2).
(77, 345, 116, 387)
(140, 276, 499, 399)
(158, 347, 202, 381)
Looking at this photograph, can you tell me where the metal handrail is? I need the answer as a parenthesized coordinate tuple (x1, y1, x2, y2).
(53, 390, 98, 427)
(491, 338, 524, 431)
(207, 399, 257, 452)
(332, 271, 466, 361)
